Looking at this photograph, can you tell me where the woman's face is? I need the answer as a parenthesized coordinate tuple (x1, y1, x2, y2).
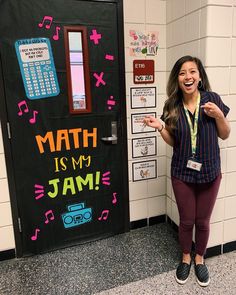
(178, 61, 201, 97)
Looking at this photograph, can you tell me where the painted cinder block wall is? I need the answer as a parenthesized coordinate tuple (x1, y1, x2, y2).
(1, 0, 236, 254)
(124, 0, 167, 225)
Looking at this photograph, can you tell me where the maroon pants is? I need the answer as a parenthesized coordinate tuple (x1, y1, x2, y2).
(171, 174, 221, 256)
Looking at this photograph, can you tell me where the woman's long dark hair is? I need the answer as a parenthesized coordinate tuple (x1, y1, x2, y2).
(162, 55, 211, 130)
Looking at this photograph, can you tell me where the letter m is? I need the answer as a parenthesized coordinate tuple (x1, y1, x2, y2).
(35, 131, 55, 154)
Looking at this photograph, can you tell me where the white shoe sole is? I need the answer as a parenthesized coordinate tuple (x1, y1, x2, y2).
(196, 278, 210, 287)
(175, 275, 189, 285)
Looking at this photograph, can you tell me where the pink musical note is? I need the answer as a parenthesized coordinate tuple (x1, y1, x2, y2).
(98, 209, 109, 221)
(18, 100, 29, 116)
(38, 16, 53, 29)
(53, 26, 61, 41)
(112, 193, 117, 205)
(31, 228, 40, 241)
(44, 210, 55, 224)
(29, 110, 38, 124)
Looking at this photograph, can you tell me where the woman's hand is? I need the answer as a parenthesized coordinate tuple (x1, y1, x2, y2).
(201, 102, 224, 120)
(201, 102, 230, 140)
(143, 116, 174, 146)
(143, 116, 162, 130)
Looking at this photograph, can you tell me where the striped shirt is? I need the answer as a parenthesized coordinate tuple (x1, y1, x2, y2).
(164, 91, 230, 183)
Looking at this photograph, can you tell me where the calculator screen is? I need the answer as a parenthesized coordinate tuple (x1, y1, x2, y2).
(19, 43, 49, 62)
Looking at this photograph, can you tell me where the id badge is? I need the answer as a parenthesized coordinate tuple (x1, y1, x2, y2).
(186, 158, 202, 171)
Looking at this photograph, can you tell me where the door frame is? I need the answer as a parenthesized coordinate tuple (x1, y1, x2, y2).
(0, 0, 129, 257)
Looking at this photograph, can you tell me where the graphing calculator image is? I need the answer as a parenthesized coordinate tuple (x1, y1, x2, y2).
(15, 38, 60, 100)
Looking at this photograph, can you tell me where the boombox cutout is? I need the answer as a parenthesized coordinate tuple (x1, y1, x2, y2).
(61, 202, 92, 229)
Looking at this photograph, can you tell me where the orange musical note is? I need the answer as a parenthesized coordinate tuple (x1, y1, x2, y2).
(98, 209, 109, 221)
(18, 100, 29, 116)
(53, 26, 61, 41)
(38, 15, 53, 29)
(44, 210, 55, 224)
(112, 192, 117, 205)
(31, 228, 40, 241)
(29, 110, 38, 124)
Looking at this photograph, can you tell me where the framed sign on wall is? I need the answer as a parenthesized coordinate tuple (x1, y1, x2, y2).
(132, 159, 157, 182)
(130, 87, 156, 109)
(131, 112, 156, 134)
(132, 136, 157, 158)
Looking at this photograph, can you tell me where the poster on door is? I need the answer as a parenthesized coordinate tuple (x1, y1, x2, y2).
(15, 38, 60, 100)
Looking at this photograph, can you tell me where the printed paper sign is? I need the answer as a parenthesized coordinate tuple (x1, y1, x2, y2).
(132, 160, 157, 181)
(129, 30, 159, 56)
(131, 112, 156, 134)
(15, 38, 60, 100)
(131, 87, 156, 108)
(132, 136, 156, 158)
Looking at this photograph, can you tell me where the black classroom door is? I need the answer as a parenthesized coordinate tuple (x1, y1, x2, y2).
(0, 0, 129, 256)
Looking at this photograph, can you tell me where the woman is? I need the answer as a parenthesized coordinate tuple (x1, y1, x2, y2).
(144, 56, 230, 287)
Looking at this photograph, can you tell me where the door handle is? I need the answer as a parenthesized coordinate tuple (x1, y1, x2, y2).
(101, 121, 118, 144)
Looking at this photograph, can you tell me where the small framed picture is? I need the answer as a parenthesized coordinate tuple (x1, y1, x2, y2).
(132, 160, 157, 182)
(132, 136, 157, 158)
(130, 87, 156, 109)
(131, 112, 156, 134)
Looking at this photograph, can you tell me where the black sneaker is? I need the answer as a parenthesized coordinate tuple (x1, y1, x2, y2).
(194, 262, 210, 287)
(175, 262, 191, 284)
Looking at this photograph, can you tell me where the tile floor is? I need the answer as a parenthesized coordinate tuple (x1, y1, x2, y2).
(0, 223, 235, 295)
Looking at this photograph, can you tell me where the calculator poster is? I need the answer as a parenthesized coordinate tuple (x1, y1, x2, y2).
(15, 38, 60, 100)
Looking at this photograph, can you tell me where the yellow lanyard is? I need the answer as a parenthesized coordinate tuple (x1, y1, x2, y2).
(183, 93, 200, 156)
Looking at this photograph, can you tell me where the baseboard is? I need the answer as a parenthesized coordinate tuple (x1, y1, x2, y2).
(130, 218, 148, 230)
(223, 240, 236, 253)
(130, 214, 166, 230)
(0, 249, 15, 261)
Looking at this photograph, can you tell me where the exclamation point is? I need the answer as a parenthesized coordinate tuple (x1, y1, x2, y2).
(95, 171, 100, 190)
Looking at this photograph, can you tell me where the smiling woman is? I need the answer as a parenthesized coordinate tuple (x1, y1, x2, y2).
(143, 55, 230, 288)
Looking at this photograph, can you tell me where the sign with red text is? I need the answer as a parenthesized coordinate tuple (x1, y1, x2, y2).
(133, 60, 154, 84)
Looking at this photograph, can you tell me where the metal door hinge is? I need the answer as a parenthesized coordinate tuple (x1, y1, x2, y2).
(7, 122, 11, 139)
(18, 217, 22, 233)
